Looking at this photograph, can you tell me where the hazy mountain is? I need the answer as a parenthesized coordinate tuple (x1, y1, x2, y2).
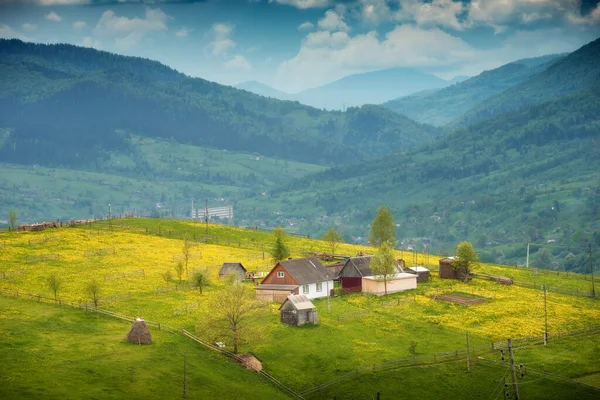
(383, 54, 565, 126)
(447, 75, 471, 84)
(292, 67, 452, 110)
(234, 80, 293, 101)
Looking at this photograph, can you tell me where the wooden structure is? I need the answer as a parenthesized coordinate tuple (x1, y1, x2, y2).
(405, 266, 430, 283)
(325, 261, 345, 281)
(279, 294, 318, 326)
(219, 262, 247, 280)
(337, 256, 417, 295)
(255, 257, 333, 302)
(126, 318, 152, 344)
(439, 257, 470, 281)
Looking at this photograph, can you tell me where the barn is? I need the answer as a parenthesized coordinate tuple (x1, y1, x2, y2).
(405, 266, 430, 283)
(439, 257, 470, 281)
(337, 256, 417, 295)
(279, 294, 318, 326)
(219, 262, 247, 280)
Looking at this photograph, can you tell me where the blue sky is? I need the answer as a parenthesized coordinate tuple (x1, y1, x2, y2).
(1, 0, 599, 93)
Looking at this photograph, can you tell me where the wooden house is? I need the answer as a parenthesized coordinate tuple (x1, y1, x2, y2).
(219, 262, 247, 280)
(405, 266, 430, 283)
(325, 261, 345, 281)
(337, 256, 417, 296)
(439, 257, 470, 281)
(279, 294, 318, 326)
(255, 257, 334, 302)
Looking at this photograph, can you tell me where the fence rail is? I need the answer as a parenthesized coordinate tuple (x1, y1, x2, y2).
(104, 270, 145, 281)
(512, 280, 596, 298)
(26, 254, 60, 263)
(1, 269, 25, 279)
(85, 247, 116, 257)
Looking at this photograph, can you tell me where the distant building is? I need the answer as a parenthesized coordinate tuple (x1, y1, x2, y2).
(279, 294, 318, 326)
(405, 266, 430, 283)
(439, 257, 470, 281)
(337, 256, 417, 296)
(219, 262, 247, 280)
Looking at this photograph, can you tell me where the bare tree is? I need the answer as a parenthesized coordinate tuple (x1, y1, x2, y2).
(182, 234, 191, 277)
(199, 283, 268, 354)
(322, 227, 342, 255)
(174, 262, 185, 283)
(85, 279, 102, 307)
(47, 273, 61, 301)
(370, 241, 398, 295)
(191, 268, 211, 294)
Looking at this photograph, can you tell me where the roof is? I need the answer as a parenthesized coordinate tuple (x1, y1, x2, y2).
(440, 257, 456, 262)
(278, 294, 315, 311)
(345, 256, 405, 277)
(279, 257, 331, 284)
(407, 266, 430, 272)
(325, 262, 345, 278)
(362, 273, 417, 281)
(255, 284, 299, 291)
(219, 262, 247, 275)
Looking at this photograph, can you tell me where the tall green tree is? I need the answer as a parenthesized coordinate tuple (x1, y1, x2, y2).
(8, 209, 18, 230)
(47, 273, 61, 301)
(322, 227, 342, 255)
(369, 206, 396, 247)
(453, 241, 479, 275)
(85, 279, 102, 308)
(370, 241, 398, 295)
(269, 226, 291, 262)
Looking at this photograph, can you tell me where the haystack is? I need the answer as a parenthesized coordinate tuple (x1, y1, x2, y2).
(126, 318, 152, 345)
(237, 354, 262, 373)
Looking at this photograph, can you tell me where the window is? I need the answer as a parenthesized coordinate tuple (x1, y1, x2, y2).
(316, 282, 322, 292)
(277, 271, 285, 278)
(303, 284, 309, 294)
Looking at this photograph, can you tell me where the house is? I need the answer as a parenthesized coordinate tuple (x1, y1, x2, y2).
(337, 256, 417, 295)
(405, 266, 430, 283)
(279, 294, 318, 326)
(439, 257, 470, 281)
(325, 261, 345, 281)
(219, 262, 247, 280)
(255, 257, 334, 302)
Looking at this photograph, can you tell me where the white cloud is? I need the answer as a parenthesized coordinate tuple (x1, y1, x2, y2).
(0, 24, 28, 40)
(45, 12, 63, 22)
(208, 23, 236, 56)
(175, 26, 191, 37)
(272, 0, 330, 9)
(317, 10, 349, 31)
(38, 0, 90, 5)
(81, 36, 101, 49)
(93, 8, 169, 50)
(22, 23, 37, 32)
(298, 21, 314, 31)
(72, 21, 87, 30)
(224, 55, 252, 70)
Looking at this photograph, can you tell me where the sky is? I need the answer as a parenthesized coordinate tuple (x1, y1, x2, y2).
(1, 0, 599, 93)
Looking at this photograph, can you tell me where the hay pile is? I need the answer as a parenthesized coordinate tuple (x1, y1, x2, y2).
(126, 318, 152, 344)
(237, 354, 262, 373)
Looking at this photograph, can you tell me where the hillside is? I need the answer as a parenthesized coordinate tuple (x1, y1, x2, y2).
(293, 67, 451, 110)
(234, 80, 294, 101)
(459, 37, 600, 125)
(248, 87, 600, 271)
(383, 54, 564, 126)
(0, 39, 440, 168)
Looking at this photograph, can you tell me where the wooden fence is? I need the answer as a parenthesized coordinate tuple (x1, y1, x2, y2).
(104, 270, 145, 281)
(84, 247, 116, 257)
(26, 254, 60, 263)
(1, 269, 25, 279)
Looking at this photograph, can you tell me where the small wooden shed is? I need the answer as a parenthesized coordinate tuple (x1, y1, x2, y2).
(406, 266, 430, 283)
(219, 262, 247, 280)
(279, 294, 318, 326)
(439, 257, 470, 281)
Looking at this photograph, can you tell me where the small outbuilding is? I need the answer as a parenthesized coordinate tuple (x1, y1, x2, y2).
(279, 294, 318, 326)
(439, 257, 470, 281)
(405, 266, 430, 283)
(219, 262, 247, 280)
(126, 318, 152, 344)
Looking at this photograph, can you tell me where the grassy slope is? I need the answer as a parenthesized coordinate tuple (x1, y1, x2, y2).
(0, 296, 289, 400)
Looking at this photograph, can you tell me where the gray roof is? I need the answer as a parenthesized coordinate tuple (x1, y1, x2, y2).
(344, 256, 404, 277)
(279, 257, 331, 284)
(407, 266, 430, 272)
(256, 284, 298, 291)
(278, 294, 315, 311)
(219, 262, 246, 275)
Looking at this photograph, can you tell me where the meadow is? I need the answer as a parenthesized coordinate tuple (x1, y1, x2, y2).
(0, 218, 599, 398)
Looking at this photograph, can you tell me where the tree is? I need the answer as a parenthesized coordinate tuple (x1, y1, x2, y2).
(369, 206, 396, 247)
(8, 209, 17, 230)
(452, 241, 479, 277)
(182, 234, 192, 277)
(322, 227, 342, 255)
(161, 270, 172, 283)
(47, 273, 61, 301)
(199, 283, 268, 354)
(409, 340, 418, 364)
(191, 268, 211, 294)
(85, 279, 102, 307)
(370, 241, 398, 295)
(174, 262, 185, 283)
(269, 226, 290, 262)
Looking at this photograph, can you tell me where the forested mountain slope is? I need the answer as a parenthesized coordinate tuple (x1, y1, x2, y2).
(383, 54, 563, 126)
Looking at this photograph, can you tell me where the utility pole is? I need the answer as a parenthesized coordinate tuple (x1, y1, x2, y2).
(327, 279, 331, 313)
(183, 350, 187, 398)
(508, 339, 520, 400)
(191, 199, 194, 223)
(205, 200, 208, 241)
(543, 284, 548, 346)
(466, 330, 471, 373)
(591, 244, 596, 297)
(526, 243, 530, 269)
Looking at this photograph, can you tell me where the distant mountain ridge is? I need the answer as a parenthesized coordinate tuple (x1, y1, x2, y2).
(234, 80, 294, 101)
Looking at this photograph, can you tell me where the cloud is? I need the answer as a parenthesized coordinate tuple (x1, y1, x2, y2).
(208, 23, 236, 56)
(38, 0, 90, 5)
(93, 7, 169, 50)
(73, 21, 87, 30)
(22, 23, 37, 32)
(317, 9, 349, 31)
(81, 36, 101, 49)
(272, 0, 330, 9)
(45, 12, 63, 22)
(224, 54, 252, 70)
(298, 21, 314, 31)
(175, 26, 191, 37)
(0, 24, 29, 40)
